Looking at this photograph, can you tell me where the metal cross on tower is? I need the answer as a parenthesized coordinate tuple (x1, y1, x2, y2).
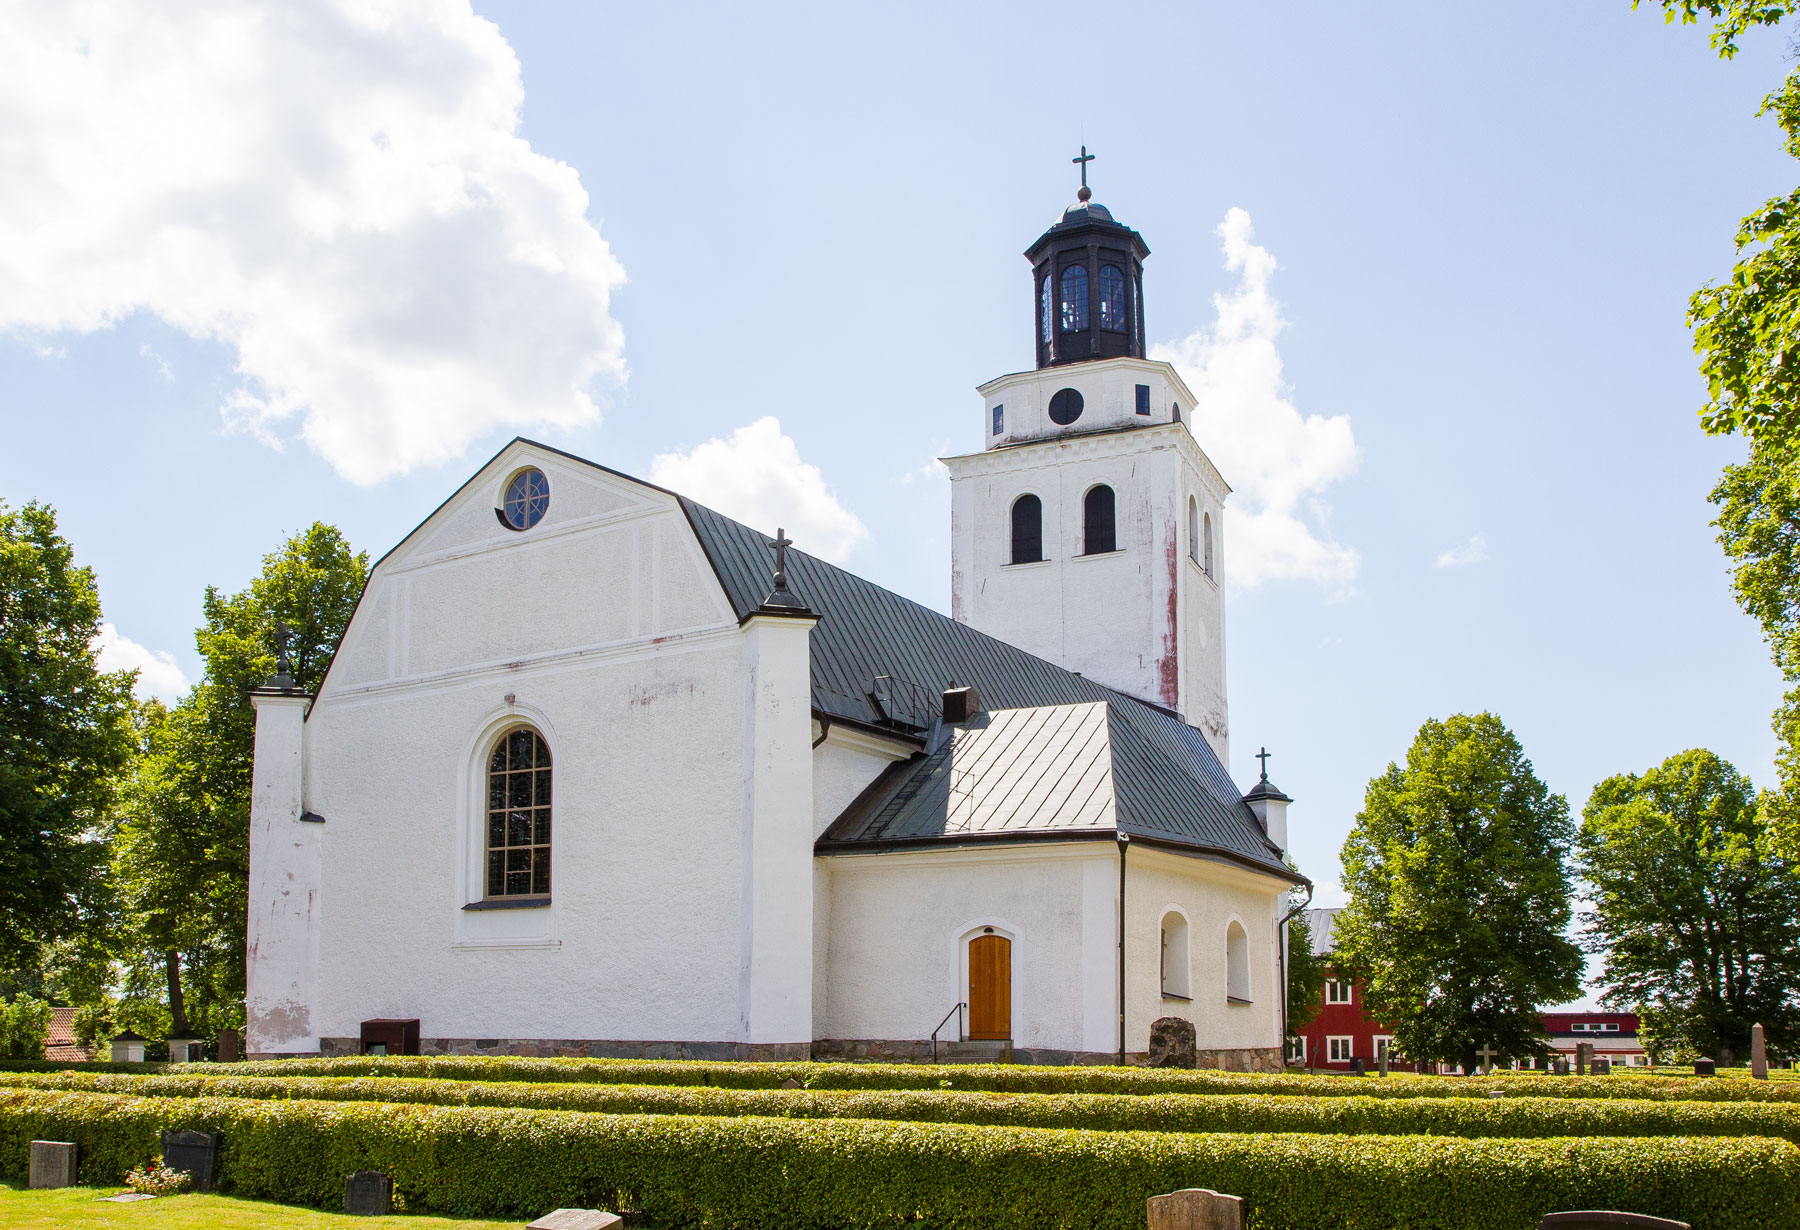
(275, 621, 293, 678)
(1256, 746, 1272, 782)
(1072, 145, 1095, 201)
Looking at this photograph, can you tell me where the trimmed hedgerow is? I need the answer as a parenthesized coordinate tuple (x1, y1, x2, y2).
(1, 1089, 1798, 1230)
(199, 1054, 1800, 1102)
(6, 1069, 1800, 1143)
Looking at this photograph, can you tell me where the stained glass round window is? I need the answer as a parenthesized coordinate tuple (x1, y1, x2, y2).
(1048, 388, 1084, 425)
(502, 468, 549, 530)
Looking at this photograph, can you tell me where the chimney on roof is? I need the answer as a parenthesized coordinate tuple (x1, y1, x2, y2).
(942, 685, 981, 723)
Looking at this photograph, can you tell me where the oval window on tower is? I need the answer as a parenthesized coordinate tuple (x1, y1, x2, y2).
(501, 467, 550, 531)
(1048, 388, 1084, 426)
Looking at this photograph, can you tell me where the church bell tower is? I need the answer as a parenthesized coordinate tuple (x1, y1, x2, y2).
(943, 152, 1231, 758)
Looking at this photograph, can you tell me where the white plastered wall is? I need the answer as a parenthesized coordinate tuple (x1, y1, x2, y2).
(297, 442, 759, 1045)
(819, 841, 1286, 1056)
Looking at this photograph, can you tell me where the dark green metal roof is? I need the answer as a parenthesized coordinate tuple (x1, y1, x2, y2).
(679, 496, 1293, 880)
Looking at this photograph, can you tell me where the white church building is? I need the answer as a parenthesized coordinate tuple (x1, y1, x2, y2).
(245, 182, 1306, 1066)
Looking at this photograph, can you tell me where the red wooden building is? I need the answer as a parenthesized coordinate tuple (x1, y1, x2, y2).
(1292, 909, 1647, 1071)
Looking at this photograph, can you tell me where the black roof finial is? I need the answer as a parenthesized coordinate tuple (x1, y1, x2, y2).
(262, 620, 297, 693)
(754, 527, 815, 617)
(1073, 144, 1095, 202)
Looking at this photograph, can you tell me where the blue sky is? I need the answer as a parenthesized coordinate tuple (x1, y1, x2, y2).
(2, 0, 1793, 966)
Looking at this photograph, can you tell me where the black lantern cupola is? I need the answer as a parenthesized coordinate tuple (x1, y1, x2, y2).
(1027, 147, 1150, 369)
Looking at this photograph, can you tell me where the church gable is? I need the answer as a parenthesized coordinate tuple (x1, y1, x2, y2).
(319, 440, 735, 694)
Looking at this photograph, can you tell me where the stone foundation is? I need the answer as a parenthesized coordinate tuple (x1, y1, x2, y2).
(306, 1037, 1285, 1069)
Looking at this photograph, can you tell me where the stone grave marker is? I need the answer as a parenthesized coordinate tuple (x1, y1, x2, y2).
(1349, 1056, 1365, 1076)
(1592, 1058, 1611, 1075)
(1147, 1187, 1243, 1230)
(1752, 1022, 1769, 1080)
(1694, 1058, 1716, 1077)
(217, 1027, 239, 1064)
(1148, 1016, 1198, 1069)
(526, 1211, 624, 1229)
(1477, 1043, 1498, 1075)
(343, 1171, 393, 1215)
(1537, 1212, 1691, 1229)
(1554, 1058, 1570, 1075)
(29, 1141, 75, 1189)
(1576, 1042, 1594, 1076)
(160, 1129, 221, 1193)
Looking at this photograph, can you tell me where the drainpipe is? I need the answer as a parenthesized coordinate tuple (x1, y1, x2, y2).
(1278, 883, 1314, 1065)
(1117, 831, 1130, 1066)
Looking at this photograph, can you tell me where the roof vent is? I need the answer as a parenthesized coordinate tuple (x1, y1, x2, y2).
(942, 685, 981, 723)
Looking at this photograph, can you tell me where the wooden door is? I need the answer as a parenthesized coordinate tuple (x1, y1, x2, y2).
(968, 934, 1011, 1040)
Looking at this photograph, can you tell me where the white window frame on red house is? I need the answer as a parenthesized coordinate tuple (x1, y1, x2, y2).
(1287, 1036, 1307, 1063)
(1324, 979, 1353, 1005)
(1371, 1034, 1394, 1061)
(1327, 1035, 1354, 1063)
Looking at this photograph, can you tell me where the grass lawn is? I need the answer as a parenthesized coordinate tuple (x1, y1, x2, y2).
(0, 1183, 530, 1229)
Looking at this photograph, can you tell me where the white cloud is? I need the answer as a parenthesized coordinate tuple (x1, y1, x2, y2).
(138, 344, 172, 381)
(1151, 208, 1359, 594)
(0, 0, 626, 485)
(1435, 533, 1489, 569)
(649, 417, 871, 564)
(92, 623, 191, 704)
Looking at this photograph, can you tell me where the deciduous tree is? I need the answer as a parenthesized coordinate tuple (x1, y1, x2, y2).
(0, 500, 134, 969)
(1334, 713, 1583, 1073)
(1577, 749, 1800, 1063)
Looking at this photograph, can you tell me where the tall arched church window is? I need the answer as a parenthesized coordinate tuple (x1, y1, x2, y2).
(1010, 494, 1043, 565)
(1082, 485, 1116, 555)
(1202, 512, 1214, 577)
(1160, 912, 1191, 999)
(487, 728, 552, 899)
(1060, 265, 1089, 332)
(1099, 265, 1127, 333)
(1188, 497, 1200, 564)
(1040, 276, 1053, 345)
(1225, 920, 1251, 1003)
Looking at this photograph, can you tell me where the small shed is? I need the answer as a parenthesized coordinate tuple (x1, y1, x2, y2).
(110, 1030, 146, 1063)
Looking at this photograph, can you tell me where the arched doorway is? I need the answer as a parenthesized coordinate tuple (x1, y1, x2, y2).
(968, 933, 1012, 1040)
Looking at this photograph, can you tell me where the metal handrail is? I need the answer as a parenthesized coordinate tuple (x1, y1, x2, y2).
(930, 1002, 966, 1062)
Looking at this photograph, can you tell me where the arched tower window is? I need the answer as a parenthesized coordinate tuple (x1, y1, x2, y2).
(1010, 494, 1043, 564)
(1040, 276, 1053, 345)
(487, 728, 552, 899)
(1059, 265, 1089, 332)
(1082, 485, 1116, 555)
(1225, 920, 1251, 1003)
(1160, 911, 1191, 999)
(1202, 512, 1214, 577)
(1099, 265, 1127, 333)
(1188, 497, 1200, 564)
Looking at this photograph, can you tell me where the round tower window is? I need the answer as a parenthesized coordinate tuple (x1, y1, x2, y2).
(502, 468, 550, 530)
(1048, 388, 1084, 426)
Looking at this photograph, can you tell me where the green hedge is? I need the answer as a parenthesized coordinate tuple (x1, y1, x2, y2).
(202, 1054, 1800, 1102)
(7, 1069, 1800, 1143)
(1, 1088, 1796, 1230)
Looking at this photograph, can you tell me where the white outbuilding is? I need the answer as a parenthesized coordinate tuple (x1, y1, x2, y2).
(245, 184, 1305, 1066)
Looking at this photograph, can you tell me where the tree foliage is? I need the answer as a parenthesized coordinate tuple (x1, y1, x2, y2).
(0, 500, 135, 969)
(109, 523, 366, 1036)
(1576, 749, 1800, 1063)
(1333, 713, 1584, 1072)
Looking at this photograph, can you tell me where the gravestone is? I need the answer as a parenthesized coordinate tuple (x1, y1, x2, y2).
(1694, 1058, 1716, 1077)
(1592, 1058, 1611, 1075)
(343, 1171, 393, 1215)
(1752, 1022, 1769, 1080)
(160, 1129, 220, 1192)
(217, 1028, 239, 1064)
(526, 1212, 624, 1230)
(1350, 1056, 1365, 1076)
(1147, 1188, 1243, 1230)
(1378, 1046, 1388, 1078)
(1147, 1017, 1198, 1069)
(1537, 1212, 1691, 1229)
(1553, 1058, 1569, 1075)
(29, 1141, 75, 1189)
(1576, 1042, 1593, 1076)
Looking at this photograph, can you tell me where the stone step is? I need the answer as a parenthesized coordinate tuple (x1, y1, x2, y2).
(936, 1040, 1012, 1063)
